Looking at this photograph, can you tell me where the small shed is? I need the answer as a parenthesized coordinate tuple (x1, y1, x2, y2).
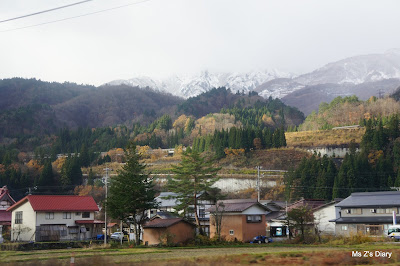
(143, 217, 195, 245)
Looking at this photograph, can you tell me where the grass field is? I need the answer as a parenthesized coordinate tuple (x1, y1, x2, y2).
(2, 242, 400, 265)
(286, 128, 365, 148)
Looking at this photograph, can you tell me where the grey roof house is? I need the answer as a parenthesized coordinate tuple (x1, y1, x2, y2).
(330, 191, 400, 236)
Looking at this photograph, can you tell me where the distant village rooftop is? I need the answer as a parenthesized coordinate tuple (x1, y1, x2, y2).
(336, 191, 400, 208)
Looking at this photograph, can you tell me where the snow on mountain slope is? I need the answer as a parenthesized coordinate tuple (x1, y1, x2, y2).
(107, 49, 400, 102)
(107, 70, 292, 98)
(254, 49, 400, 100)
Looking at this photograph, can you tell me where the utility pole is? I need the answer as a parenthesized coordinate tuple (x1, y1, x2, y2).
(256, 166, 262, 202)
(378, 89, 384, 99)
(103, 167, 112, 246)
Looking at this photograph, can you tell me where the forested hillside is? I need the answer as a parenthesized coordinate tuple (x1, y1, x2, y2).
(0, 78, 183, 141)
(286, 115, 400, 201)
(299, 95, 400, 131)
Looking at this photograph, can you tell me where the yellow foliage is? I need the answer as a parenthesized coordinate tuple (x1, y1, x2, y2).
(368, 150, 384, 165)
(52, 157, 66, 171)
(262, 114, 275, 126)
(173, 115, 188, 129)
(27, 159, 43, 172)
(137, 145, 150, 155)
(191, 113, 241, 138)
(174, 145, 184, 156)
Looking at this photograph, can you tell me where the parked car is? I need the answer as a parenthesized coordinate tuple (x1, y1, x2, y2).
(110, 232, 128, 241)
(388, 225, 400, 240)
(250, 235, 272, 244)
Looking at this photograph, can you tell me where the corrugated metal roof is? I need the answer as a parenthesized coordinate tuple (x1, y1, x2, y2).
(156, 192, 179, 207)
(7, 195, 99, 212)
(336, 191, 400, 208)
(207, 200, 268, 213)
(143, 217, 194, 228)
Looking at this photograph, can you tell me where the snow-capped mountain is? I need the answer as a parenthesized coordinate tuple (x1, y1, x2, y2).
(107, 49, 400, 112)
(107, 69, 292, 98)
(276, 49, 400, 114)
(295, 49, 400, 85)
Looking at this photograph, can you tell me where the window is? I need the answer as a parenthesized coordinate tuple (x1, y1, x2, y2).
(246, 215, 262, 223)
(69, 227, 79, 234)
(15, 211, 23, 224)
(377, 209, 385, 214)
(341, 225, 348, 231)
(45, 212, 54, 220)
(60, 227, 68, 236)
(386, 208, 396, 214)
(76, 212, 81, 216)
(348, 208, 362, 215)
(82, 212, 90, 218)
(229, 230, 234, 235)
(63, 212, 71, 219)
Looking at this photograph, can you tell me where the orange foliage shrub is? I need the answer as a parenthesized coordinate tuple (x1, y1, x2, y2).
(17, 152, 30, 163)
(74, 185, 105, 203)
(108, 148, 125, 162)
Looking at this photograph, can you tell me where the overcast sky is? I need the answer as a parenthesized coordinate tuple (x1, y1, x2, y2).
(1, 0, 400, 85)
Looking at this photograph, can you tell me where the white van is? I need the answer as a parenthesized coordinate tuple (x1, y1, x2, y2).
(387, 225, 400, 239)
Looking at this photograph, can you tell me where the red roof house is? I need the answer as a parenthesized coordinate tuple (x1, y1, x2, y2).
(7, 195, 101, 242)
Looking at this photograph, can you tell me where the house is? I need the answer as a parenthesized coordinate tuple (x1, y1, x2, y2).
(0, 186, 16, 228)
(143, 216, 195, 245)
(150, 191, 215, 235)
(330, 191, 400, 236)
(0, 186, 16, 241)
(208, 199, 268, 242)
(267, 198, 327, 238)
(7, 195, 101, 242)
(313, 199, 342, 235)
(260, 200, 287, 238)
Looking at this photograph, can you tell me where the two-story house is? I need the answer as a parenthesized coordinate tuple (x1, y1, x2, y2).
(0, 186, 16, 241)
(330, 191, 400, 236)
(7, 195, 101, 242)
(150, 191, 215, 235)
(208, 199, 269, 242)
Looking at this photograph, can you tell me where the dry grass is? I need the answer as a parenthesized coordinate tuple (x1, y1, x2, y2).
(4, 245, 400, 266)
(286, 128, 365, 148)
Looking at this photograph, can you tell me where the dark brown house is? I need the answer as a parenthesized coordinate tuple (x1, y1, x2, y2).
(143, 217, 195, 245)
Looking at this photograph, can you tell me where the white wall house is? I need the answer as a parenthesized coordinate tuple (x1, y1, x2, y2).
(7, 195, 101, 242)
(313, 201, 338, 235)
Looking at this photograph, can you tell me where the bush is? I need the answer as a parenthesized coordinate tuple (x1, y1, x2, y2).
(0, 240, 104, 251)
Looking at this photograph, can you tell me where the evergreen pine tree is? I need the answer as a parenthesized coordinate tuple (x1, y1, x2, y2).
(107, 142, 157, 245)
(167, 148, 220, 234)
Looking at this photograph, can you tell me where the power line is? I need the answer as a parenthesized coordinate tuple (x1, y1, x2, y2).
(0, 0, 93, 24)
(0, 0, 151, 33)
